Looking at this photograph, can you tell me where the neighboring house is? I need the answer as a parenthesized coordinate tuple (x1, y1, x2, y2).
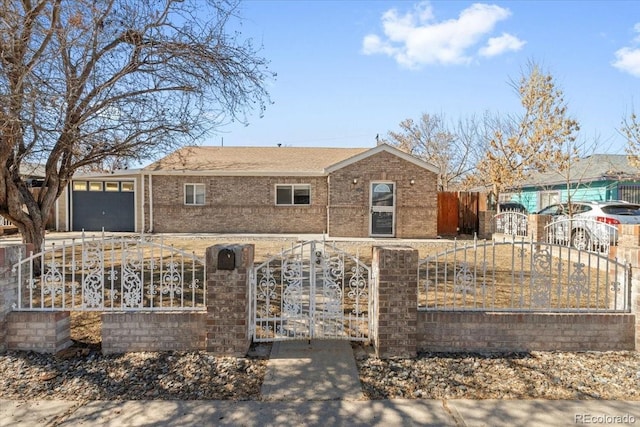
(19, 162, 46, 188)
(502, 154, 640, 212)
(61, 144, 440, 238)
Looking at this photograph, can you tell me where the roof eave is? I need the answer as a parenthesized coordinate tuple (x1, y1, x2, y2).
(142, 170, 327, 177)
(324, 143, 440, 174)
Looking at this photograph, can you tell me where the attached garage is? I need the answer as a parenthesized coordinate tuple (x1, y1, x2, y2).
(71, 180, 136, 232)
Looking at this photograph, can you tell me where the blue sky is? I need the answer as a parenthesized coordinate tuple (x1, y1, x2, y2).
(210, 1, 640, 155)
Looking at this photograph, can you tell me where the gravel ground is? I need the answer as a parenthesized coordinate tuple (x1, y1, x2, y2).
(1, 342, 639, 401)
(353, 346, 640, 401)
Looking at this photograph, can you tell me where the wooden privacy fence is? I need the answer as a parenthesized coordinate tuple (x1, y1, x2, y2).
(437, 191, 482, 236)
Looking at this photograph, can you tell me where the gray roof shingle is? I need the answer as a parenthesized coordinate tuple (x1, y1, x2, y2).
(520, 154, 640, 187)
(143, 146, 370, 175)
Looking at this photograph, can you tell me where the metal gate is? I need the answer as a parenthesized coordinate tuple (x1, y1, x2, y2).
(251, 240, 371, 342)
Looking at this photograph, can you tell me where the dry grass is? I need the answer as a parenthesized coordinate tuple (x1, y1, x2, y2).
(25, 235, 624, 345)
(145, 234, 460, 263)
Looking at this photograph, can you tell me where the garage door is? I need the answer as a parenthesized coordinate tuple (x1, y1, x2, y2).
(72, 180, 135, 232)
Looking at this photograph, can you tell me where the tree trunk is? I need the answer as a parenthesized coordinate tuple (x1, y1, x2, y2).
(18, 220, 45, 254)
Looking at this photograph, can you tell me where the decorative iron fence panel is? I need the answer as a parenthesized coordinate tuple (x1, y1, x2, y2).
(251, 240, 371, 342)
(492, 212, 528, 237)
(544, 217, 616, 254)
(418, 238, 630, 312)
(13, 233, 206, 311)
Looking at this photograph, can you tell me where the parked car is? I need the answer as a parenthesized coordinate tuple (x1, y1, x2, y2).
(537, 200, 640, 249)
(498, 202, 528, 213)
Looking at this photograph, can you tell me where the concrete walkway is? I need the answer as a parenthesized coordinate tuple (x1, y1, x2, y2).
(261, 340, 364, 401)
(1, 340, 639, 426)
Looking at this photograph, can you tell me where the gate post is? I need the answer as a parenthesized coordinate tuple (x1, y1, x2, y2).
(0, 245, 26, 354)
(617, 225, 640, 350)
(205, 244, 254, 356)
(372, 245, 418, 359)
(478, 210, 495, 239)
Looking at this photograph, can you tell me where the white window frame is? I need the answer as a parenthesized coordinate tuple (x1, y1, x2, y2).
(184, 183, 205, 206)
(73, 181, 87, 191)
(275, 184, 311, 206)
(89, 181, 103, 191)
(538, 191, 560, 211)
(105, 182, 120, 192)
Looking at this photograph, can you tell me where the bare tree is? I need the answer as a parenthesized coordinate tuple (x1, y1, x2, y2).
(381, 113, 483, 190)
(1, 0, 274, 250)
(474, 61, 580, 199)
(623, 110, 640, 168)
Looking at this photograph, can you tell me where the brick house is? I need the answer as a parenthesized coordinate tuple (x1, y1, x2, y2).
(63, 144, 440, 238)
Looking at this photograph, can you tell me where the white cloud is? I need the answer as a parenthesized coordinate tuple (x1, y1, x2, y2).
(613, 23, 640, 77)
(362, 1, 521, 68)
(479, 33, 526, 57)
(613, 47, 640, 77)
(362, 34, 398, 57)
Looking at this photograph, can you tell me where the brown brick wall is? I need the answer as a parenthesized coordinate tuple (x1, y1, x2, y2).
(478, 210, 494, 239)
(0, 245, 27, 353)
(372, 246, 419, 358)
(102, 312, 206, 354)
(616, 224, 640, 350)
(329, 151, 438, 238)
(205, 244, 253, 356)
(6, 311, 72, 353)
(149, 175, 328, 233)
(418, 312, 635, 352)
(527, 213, 551, 242)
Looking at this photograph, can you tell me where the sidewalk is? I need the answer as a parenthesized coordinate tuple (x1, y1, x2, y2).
(2, 340, 639, 426)
(2, 397, 639, 426)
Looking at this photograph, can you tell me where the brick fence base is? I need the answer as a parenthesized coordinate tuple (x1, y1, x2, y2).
(418, 312, 636, 352)
(6, 311, 72, 353)
(102, 312, 206, 354)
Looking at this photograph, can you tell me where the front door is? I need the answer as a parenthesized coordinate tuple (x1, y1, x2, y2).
(370, 182, 395, 236)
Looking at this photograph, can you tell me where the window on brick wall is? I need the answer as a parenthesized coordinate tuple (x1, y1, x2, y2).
(276, 184, 310, 205)
(184, 183, 205, 205)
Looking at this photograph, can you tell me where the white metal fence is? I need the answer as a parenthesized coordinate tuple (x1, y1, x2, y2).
(418, 238, 630, 312)
(544, 217, 617, 254)
(493, 212, 528, 237)
(12, 233, 206, 311)
(251, 240, 371, 342)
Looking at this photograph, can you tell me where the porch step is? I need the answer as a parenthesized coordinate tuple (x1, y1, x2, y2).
(260, 340, 365, 401)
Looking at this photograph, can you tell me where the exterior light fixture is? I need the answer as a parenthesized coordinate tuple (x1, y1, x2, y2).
(353, 178, 358, 184)
(410, 179, 415, 185)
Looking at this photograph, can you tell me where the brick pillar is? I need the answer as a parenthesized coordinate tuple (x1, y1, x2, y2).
(372, 245, 418, 359)
(0, 245, 26, 354)
(527, 214, 550, 242)
(477, 210, 495, 239)
(205, 244, 254, 356)
(617, 225, 640, 350)
(7, 311, 71, 353)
